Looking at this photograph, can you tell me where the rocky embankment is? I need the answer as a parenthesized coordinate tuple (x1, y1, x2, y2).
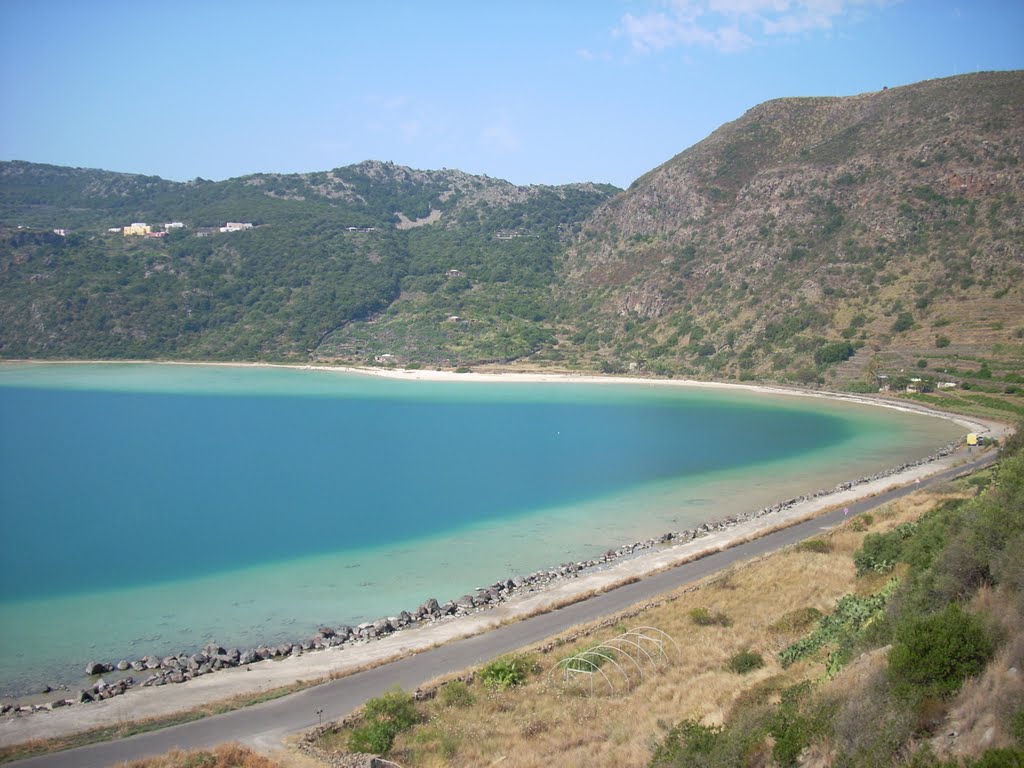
(2, 439, 962, 717)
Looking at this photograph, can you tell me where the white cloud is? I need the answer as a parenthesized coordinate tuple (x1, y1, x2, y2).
(616, 0, 887, 54)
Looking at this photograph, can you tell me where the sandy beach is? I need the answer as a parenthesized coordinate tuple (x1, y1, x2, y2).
(0, 363, 1011, 749)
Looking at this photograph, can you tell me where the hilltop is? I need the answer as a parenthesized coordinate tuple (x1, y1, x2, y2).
(558, 71, 1024, 393)
(1, 71, 1022, 396)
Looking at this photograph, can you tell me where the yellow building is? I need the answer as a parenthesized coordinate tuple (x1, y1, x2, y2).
(123, 222, 151, 236)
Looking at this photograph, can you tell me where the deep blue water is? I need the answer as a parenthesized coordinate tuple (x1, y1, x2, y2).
(0, 383, 846, 600)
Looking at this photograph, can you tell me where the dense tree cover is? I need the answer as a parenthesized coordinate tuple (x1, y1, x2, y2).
(0, 161, 618, 363)
(0, 225, 404, 359)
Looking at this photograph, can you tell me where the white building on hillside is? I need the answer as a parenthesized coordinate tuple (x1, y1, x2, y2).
(219, 222, 253, 233)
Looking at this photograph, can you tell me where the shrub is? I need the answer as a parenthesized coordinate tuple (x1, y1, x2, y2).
(440, 680, 474, 708)
(769, 607, 823, 634)
(779, 581, 898, 669)
(690, 607, 733, 627)
(854, 523, 917, 576)
(649, 717, 769, 768)
(966, 748, 1024, 768)
(892, 312, 915, 333)
(769, 683, 832, 768)
(349, 720, 399, 755)
(854, 533, 903, 575)
(888, 604, 994, 701)
(936, 335, 951, 348)
(850, 513, 874, 532)
(347, 687, 419, 755)
(564, 644, 616, 672)
(815, 341, 856, 366)
(480, 654, 534, 690)
(1011, 707, 1024, 745)
(901, 500, 963, 572)
(728, 649, 765, 674)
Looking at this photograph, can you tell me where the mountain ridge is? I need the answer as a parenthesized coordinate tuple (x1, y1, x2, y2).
(1, 71, 1022, 393)
(558, 71, 1023, 388)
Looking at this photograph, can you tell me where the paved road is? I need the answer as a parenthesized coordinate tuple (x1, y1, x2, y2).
(14, 450, 998, 767)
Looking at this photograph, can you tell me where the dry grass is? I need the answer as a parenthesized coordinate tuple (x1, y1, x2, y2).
(342, 490, 967, 767)
(114, 742, 282, 768)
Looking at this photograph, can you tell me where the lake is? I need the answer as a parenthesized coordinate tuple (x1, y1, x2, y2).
(0, 363, 962, 694)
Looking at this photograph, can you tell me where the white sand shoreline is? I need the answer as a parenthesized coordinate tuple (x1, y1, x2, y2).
(0, 360, 1012, 748)
(0, 357, 996, 433)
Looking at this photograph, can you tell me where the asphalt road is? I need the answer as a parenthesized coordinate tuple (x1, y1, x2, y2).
(13, 450, 998, 768)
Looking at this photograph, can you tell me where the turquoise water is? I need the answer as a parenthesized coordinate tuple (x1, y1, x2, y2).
(0, 364, 962, 694)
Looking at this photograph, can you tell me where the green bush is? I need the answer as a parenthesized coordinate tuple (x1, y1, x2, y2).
(480, 654, 534, 690)
(887, 604, 994, 701)
(1011, 707, 1024, 747)
(900, 499, 964, 572)
(349, 720, 398, 755)
(769, 607, 823, 634)
(966, 748, 1024, 768)
(815, 341, 855, 366)
(727, 649, 765, 674)
(769, 683, 832, 768)
(892, 312, 915, 333)
(649, 717, 768, 768)
(854, 523, 917, 576)
(850, 513, 874, 532)
(564, 644, 616, 672)
(936, 335, 952, 348)
(780, 581, 898, 669)
(347, 687, 419, 755)
(440, 679, 474, 708)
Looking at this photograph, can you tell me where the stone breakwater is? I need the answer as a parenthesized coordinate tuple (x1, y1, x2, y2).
(1, 439, 962, 716)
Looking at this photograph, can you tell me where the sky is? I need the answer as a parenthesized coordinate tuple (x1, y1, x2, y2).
(1, 1, 1021, 189)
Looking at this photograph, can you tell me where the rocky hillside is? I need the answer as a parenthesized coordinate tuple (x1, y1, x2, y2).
(0, 161, 617, 361)
(558, 71, 1024, 389)
(2, 72, 1022, 387)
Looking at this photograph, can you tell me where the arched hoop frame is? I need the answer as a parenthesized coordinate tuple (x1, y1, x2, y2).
(551, 625, 680, 696)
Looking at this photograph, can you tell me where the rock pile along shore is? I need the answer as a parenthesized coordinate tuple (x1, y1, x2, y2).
(3, 439, 961, 715)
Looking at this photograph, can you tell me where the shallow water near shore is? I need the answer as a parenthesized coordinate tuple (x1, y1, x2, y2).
(0, 363, 962, 695)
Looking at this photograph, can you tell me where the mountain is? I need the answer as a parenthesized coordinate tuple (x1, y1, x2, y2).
(0, 161, 618, 361)
(559, 71, 1023, 389)
(1, 72, 1022, 392)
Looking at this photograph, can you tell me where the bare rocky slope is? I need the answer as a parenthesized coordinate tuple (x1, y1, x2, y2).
(557, 71, 1024, 389)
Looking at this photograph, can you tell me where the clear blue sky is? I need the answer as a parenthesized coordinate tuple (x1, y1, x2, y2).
(1, 1, 1021, 188)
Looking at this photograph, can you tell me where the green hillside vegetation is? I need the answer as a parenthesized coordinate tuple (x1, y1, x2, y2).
(1, 72, 1022, 391)
(0, 161, 617, 362)
(649, 433, 1024, 768)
